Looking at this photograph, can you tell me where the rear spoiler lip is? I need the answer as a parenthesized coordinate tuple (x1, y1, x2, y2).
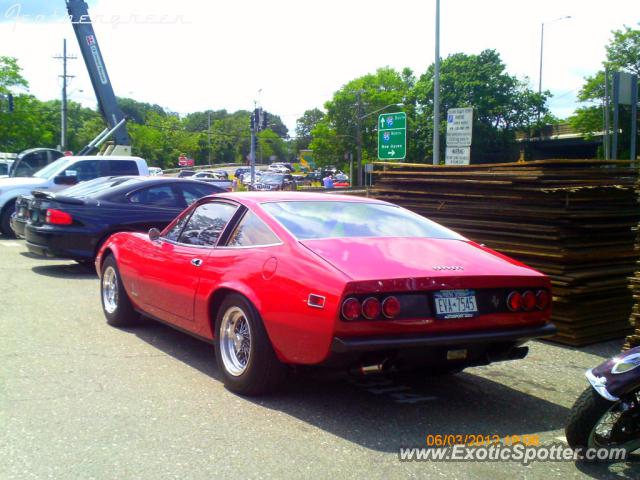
(30, 190, 85, 205)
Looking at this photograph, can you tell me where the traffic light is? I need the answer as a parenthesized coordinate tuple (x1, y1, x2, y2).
(7, 94, 14, 113)
(261, 111, 268, 130)
(250, 112, 255, 130)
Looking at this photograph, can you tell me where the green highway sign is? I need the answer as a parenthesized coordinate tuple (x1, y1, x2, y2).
(378, 112, 406, 160)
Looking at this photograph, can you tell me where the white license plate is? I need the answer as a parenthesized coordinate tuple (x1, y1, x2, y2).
(434, 289, 478, 319)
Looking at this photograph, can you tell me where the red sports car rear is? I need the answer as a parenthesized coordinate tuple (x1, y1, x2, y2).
(96, 192, 555, 395)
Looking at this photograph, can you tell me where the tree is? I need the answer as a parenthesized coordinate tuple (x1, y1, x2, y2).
(412, 50, 547, 162)
(569, 24, 639, 157)
(295, 108, 325, 150)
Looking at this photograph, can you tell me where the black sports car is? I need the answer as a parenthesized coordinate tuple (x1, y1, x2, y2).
(24, 176, 224, 263)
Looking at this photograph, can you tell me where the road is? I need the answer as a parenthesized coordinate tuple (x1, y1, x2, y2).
(0, 237, 637, 479)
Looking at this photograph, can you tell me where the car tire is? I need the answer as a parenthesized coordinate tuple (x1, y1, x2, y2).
(1, 203, 16, 237)
(100, 254, 138, 327)
(214, 293, 286, 395)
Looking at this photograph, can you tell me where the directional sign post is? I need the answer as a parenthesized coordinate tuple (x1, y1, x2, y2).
(378, 112, 406, 160)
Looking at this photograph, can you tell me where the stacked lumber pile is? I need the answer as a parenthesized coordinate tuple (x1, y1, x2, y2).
(373, 159, 640, 346)
(624, 188, 640, 349)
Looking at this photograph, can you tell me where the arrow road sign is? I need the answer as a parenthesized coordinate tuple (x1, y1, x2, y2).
(378, 112, 406, 160)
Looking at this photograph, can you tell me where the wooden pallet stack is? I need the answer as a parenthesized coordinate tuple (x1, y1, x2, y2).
(624, 177, 640, 350)
(372, 159, 640, 346)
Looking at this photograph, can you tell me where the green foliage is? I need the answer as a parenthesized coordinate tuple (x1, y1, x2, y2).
(295, 108, 325, 151)
(412, 50, 547, 162)
(569, 23, 639, 156)
(0, 56, 28, 94)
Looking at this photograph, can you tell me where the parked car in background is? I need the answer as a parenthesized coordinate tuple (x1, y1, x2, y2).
(234, 167, 250, 179)
(0, 155, 148, 236)
(96, 192, 555, 395)
(148, 167, 163, 176)
(0, 159, 13, 176)
(250, 172, 295, 191)
(24, 176, 224, 264)
(177, 169, 196, 178)
(333, 173, 350, 188)
(191, 171, 233, 191)
(268, 162, 294, 172)
(240, 170, 263, 185)
(0, 148, 64, 179)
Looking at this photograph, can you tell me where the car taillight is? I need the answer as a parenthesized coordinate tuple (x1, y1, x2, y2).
(522, 290, 536, 311)
(361, 297, 381, 320)
(382, 296, 401, 319)
(45, 209, 73, 225)
(536, 290, 550, 310)
(341, 297, 361, 321)
(507, 291, 522, 312)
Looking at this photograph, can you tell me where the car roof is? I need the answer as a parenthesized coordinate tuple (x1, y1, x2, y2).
(77, 176, 223, 198)
(212, 191, 388, 207)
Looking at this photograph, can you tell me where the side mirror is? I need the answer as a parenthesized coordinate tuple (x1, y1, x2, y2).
(53, 175, 78, 185)
(148, 228, 161, 241)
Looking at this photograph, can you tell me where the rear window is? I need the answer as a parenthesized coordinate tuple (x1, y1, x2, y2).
(261, 201, 464, 241)
(59, 177, 137, 198)
(108, 160, 139, 176)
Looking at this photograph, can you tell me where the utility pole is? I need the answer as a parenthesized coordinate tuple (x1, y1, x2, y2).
(53, 39, 76, 151)
(603, 69, 610, 160)
(356, 90, 363, 186)
(432, 0, 441, 165)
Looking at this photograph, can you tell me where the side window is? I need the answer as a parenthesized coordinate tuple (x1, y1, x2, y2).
(129, 185, 180, 207)
(178, 202, 237, 247)
(108, 160, 139, 176)
(227, 211, 280, 247)
(67, 160, 99, 181)
(164, 212, 191, 242)
(180, 183, 217, 206)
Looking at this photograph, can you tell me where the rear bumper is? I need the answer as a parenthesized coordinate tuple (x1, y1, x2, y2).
(9, 214, 26, 238)
(331, 323, 557, 353)
(25, 225, 95, 261)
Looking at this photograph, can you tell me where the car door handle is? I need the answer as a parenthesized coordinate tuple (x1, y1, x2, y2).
(191, 258, 203, 267)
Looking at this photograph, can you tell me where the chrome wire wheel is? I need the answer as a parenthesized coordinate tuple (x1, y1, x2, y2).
(102, 266, 119, 314)
(219, 306, 252, 376)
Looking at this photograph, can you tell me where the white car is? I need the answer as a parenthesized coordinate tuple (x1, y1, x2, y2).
(0, 155, 149, 236)
(148, 167, 163, 176)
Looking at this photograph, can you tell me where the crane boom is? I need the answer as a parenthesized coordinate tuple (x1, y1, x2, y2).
(66, 0, 130, 151)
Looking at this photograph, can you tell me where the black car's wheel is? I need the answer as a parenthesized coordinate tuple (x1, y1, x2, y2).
(100, 255, 138, 327)
(214, 293, 285, 395)
(1, 203, 16, 237)
(566, 387, 640, 458)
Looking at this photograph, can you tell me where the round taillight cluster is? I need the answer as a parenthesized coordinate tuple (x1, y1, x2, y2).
(341, 295, 401, 321)
(507, 289, 550, 312)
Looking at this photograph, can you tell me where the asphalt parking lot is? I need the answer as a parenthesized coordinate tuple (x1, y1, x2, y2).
(0, 237, 637, 479)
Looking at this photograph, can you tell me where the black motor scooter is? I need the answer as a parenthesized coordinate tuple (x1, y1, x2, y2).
(566, 346, 640, 455)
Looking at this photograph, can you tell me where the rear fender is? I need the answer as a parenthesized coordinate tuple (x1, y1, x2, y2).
(587, 346, 640, 401)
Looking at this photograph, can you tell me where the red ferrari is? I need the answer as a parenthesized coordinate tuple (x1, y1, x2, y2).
(96, 192, 555, 395)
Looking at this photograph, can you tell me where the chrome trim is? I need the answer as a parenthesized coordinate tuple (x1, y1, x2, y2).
(217, 242, 284, 250)
(307, 294, 326, 309)
(586, 369, 619, 401)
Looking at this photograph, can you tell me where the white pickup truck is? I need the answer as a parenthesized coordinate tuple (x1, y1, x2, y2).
(0, 155, 148, 236)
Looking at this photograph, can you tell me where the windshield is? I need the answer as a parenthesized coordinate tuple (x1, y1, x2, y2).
(261, 201, 465, 241)
(33, 157, 72, 179)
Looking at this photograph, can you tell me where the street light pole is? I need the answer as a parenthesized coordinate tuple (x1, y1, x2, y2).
(538, 15, 572, 121)
(433, 0, 440, 165)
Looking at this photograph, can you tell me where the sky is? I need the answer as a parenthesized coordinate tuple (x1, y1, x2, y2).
(0, 0, 638, 135)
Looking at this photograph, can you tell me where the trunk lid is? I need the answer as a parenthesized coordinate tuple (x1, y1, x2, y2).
(300, 237, 543, 282)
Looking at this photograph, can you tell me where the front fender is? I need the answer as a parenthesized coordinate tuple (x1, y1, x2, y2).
(587, 346, 640, 401)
